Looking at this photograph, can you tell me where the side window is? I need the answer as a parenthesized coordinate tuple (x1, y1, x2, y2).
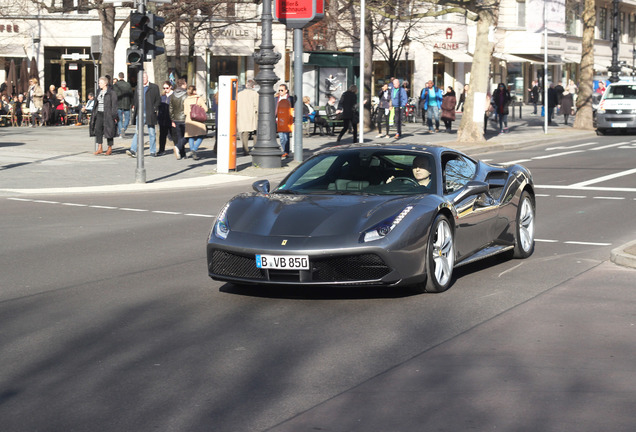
(443, 156, 477, 194)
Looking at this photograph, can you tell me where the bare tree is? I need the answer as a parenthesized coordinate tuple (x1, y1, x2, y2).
(573, 0, 595, 130)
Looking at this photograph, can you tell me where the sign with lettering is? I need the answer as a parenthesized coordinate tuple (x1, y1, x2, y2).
(274, 0, 324, 29)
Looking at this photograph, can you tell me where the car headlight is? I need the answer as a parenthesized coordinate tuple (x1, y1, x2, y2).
(214, 203, 230, 239)
(597, 108, 605, 114)
(362, 206, 413, 242)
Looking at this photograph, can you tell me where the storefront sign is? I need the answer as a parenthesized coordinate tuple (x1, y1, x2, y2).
(433, 42, 461, 50)
(0, 24, 20, 33)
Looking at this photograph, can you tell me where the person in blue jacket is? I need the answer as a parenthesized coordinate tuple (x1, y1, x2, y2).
(390, 78, 408, 139)
(420, 80, 444, 133)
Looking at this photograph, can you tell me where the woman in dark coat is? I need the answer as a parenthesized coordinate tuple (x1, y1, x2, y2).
(492, 83, 512, 134)
(336, 84, 358, 143)
(440, 86, 457, 133)
(560, 90, 574, 126)
(90, 76, 118, 155)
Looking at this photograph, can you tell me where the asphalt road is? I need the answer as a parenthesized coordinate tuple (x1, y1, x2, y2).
(1, 134, 636, 431)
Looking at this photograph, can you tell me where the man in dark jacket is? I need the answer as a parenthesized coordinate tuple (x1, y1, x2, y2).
(169, 78, 188, 159)
(336, 85, 358, 143)
(113, 72, 133, 138)
(127, 71, 161, 157)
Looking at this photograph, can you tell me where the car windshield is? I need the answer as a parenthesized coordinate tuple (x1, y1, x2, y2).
(605, 84, 636, 99)
(274, 149, 436, 195)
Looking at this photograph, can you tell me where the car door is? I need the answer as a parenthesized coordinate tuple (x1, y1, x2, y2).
(443, 153, 500, 259)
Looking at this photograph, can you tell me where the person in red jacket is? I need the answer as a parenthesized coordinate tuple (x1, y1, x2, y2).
(276, 83, 294, 159)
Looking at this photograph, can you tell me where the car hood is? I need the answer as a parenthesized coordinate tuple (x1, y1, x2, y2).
(226, 193, 418, 238)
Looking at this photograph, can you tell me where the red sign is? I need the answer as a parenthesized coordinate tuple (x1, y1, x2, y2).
(275, 0, 324, 29)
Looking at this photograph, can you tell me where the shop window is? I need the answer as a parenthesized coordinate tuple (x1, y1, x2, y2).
(516, 0, 526, 28)
(62, 0, 73, 12)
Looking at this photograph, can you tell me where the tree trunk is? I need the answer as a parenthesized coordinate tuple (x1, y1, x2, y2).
(99, 5, 116, 79)
(363, 13, 373, 133)
(457, 6, 496, 143)
(574, 0, 596, 130)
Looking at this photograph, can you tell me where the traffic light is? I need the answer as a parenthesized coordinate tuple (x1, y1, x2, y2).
(127, 12, 148, 68)
(145, 12, 165, 59)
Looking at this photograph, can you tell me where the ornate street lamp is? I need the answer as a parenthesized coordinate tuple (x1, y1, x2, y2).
(252, 0, 282, 168)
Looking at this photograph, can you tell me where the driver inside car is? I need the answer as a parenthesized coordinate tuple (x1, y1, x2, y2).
(386, 155, 433, 187)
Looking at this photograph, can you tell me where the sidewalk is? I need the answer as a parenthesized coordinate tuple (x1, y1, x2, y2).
(0, 104, 592, 194)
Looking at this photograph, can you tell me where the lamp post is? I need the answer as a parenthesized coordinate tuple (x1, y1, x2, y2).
(252, 0, 282, 168)
(404, 37, 411, 93)
(609, 0, 620, 83)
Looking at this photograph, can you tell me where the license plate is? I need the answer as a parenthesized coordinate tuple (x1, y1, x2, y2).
(256, 254, 309, 270)
(612, 123, 627, 127)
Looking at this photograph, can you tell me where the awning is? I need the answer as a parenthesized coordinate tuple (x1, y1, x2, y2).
(508, 54, 562, 65)
(434, 49, 473, 63)
(563, 55, 581, 63)
(493, 53, 531, 63)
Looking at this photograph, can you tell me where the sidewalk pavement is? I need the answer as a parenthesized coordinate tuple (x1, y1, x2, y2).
(1, 104, 634, 266)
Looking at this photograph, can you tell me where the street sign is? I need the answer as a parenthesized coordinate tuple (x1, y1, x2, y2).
(274, 0, 323, 29)
(61, 53, 90, 60)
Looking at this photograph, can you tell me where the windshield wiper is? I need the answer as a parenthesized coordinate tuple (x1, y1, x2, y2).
(272, 189, 300, 195)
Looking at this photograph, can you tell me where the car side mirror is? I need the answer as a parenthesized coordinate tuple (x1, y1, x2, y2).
(252, 180, 270, 194)
(453, 180, 489, 203)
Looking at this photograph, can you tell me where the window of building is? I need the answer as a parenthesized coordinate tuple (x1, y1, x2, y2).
(599, 8, 608, 40)
(517, 0, 526, 27)
(630, 14, 636, 43)
(620, 12, 626, 42)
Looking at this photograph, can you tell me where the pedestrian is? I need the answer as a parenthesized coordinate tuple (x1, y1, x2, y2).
(390, 78, 407, 138)
(276, 83, 294, 159)
(89, 76, 118, 156)
(554, 81, 565, 108)
(547, 82, 558, 125)
(127, 71, 160, 158)
(484, 91, 493, 135)
(169, 78, 188, 160)
(158, 81, 174, 156)
(79, 92, 94, 124)
(112, 72, 133, 138)
(456, 84, 468, 112)
(421, 80, 443, 133)
(440, 86, 457, 133)
(13, 94, 24, 126)
(376, 83, 392, 138)
(26, 77, 44, 127)
(492, 83, 512, 134)
(336, 84, 358, 143)
(325, 94, 338, 135)
(560, 89, 574, 125)
(183, 85, 207, 160)
(237, 79, 259, 155)
(596, 80, 606, 94)
(566, 79, 578, 112)
(302, 95, 328, 136)
(529, 80, 539, 114)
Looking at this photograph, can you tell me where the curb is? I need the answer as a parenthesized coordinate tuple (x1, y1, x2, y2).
(610, 240, 636, 269)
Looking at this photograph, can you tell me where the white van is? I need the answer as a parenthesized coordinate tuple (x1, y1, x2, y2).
(595, 80, 636, 134)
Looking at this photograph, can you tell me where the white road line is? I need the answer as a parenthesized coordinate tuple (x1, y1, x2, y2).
(564, 241, 612, 246)
(33, 200, 59, 204)
(532, 150, 585, 160)
(89, 205, 118, 209)
(119, 208, 149, 212)
(7, 197, 33, 202)
(537, 185, 636, 192)
(184, 213, 215, 218)
(536, 239, 559, 243)
(556, 195, 587, 199)
(569, 167, 636, 188)
(62, 202, 87, 207)
(546, 142, 598, 151)
(535, 194, 551, 197)
(590, 142, 630, 151)
(500, 159, 531, 165)
(152, 210, 182, 215)
(593, 196, 625, 200)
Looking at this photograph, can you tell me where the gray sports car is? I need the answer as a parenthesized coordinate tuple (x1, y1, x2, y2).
(207, 144, 535, 293)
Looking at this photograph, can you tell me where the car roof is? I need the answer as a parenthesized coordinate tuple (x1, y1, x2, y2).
(314, 143, 455, 157)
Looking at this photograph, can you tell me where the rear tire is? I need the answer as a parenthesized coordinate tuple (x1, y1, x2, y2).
(513, 191, 535, 259)
(424, 214, 455, 293)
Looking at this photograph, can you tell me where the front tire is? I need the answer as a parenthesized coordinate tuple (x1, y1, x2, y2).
(425, 215, 455, 293)
(513, 191, 535, 258)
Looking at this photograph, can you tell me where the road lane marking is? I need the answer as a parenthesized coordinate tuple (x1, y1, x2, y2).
(152, 210, 182, 215)
(536, 239, 559, 243)
(119, 207, 149, 212)
(61, 202, 87, 207)
(89, 205, 118, 209)
(33, 200, 59, 204)
(569, 167, 636, 188)
(537, 185, 636, 192)
(593, 196, 625, 200)
(556, 195, 586, 199)
(532, 150, 585, 160)
(546, 142, 599, 151)
(590, 142, 630, 151)
(499, 159, 531, 165)
(564, 241, 612, 246)
(184, 213, 215, 218)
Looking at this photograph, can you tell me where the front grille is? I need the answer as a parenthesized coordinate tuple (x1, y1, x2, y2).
(605, 109, 635, 114)
(607, 116, 633, 122)
(312, 254, 391, 282)
(210, 250, 265, 280)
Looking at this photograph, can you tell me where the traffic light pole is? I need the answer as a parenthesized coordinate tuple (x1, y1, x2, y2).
(135, 0, 146, 184)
